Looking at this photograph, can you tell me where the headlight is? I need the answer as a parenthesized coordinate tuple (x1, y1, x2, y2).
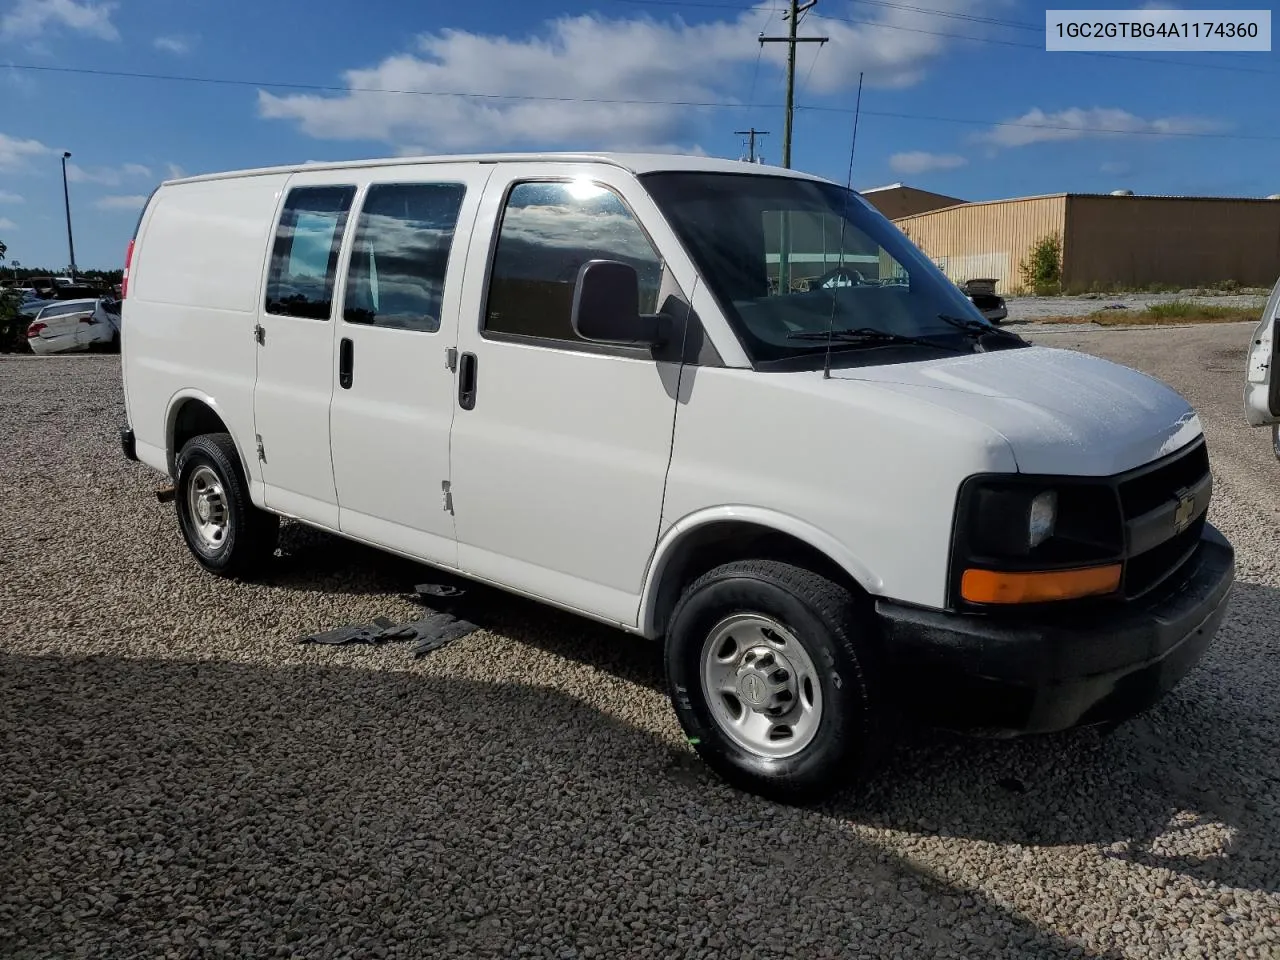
(953, 477, 1124, 606)
(1028, 490, 1057, 548)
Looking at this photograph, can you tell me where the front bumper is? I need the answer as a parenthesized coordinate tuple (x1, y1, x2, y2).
(876, 523, 1234, 734)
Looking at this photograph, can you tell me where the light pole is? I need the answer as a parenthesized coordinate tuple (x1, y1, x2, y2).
(61, 151, 78, 281)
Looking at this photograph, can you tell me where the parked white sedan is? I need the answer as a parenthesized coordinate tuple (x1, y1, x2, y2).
(26, 299, 121, 355)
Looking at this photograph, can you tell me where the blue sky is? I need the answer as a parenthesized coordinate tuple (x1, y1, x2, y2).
(1, 0, 1277, 268)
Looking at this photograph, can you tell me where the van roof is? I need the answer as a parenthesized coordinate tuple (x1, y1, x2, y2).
(162, 152, 835, 187)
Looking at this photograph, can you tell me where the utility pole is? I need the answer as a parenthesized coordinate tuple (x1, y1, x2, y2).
(60, 151, 78, 280)
(759, 0, 827, 169)
(734, 127, 769, 163)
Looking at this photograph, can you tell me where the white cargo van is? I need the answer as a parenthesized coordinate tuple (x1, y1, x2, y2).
(119, 153, 1235, 800)
(1244, 275, 1280, 459)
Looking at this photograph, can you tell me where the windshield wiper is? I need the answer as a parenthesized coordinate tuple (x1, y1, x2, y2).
(788, 327, 965, 352)
(936, 314, 1027, 350)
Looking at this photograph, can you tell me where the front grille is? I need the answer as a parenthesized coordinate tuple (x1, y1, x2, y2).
(1118, 439, 1211, 599)
(1118, 439, 1210, 518)
(1125, 514, 1205, 598)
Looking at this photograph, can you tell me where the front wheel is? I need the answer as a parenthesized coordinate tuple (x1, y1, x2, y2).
(174, 432, 279, 577)
(664, 560, 885, 803)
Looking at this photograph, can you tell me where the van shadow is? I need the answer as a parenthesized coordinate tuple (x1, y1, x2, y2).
(267, 521, 668, 694)
(1, 650, 1119, 960)
(265, 524, 1280, 896)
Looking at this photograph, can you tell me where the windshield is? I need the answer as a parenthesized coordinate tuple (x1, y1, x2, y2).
(641, 171, 1000, 365)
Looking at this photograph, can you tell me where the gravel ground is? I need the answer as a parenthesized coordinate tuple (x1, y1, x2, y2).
(1005, 292, 1270, 324)
(2, 329, 1279, 959)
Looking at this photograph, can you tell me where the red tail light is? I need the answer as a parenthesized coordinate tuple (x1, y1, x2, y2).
(27, 322, 46, 338)
(121, 238, 135, 299)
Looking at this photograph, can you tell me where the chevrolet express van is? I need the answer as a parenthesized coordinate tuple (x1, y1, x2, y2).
(119, 153, 1235, 801)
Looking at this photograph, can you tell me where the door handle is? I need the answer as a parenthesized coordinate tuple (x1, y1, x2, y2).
(458, 351, 477, 410)
(339, 337, 354, 390)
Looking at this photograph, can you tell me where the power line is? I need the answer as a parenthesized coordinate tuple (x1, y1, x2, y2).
(609, 0, 1040, 32)
(744, 0, 781, 111)
(800, 38, 824, 91)
(0, 62, 751, 106)
(602, 0, 1277, 76)
(804, 105, 1280, 142)
(5, 61, 1280, 143)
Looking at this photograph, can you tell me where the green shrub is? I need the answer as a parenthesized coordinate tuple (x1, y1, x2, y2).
(1020, 234, 1062, 294)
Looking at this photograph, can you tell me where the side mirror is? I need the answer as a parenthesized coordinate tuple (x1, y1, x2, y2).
(571, 260, 664, 347)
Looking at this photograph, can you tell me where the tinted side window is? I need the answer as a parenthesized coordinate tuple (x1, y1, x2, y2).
(485, 181, 662, 344)
(265, 185, 355, 320)
(343, 182, 466, 333)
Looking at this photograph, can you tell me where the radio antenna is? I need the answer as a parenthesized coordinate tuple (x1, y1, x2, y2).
(823, 70, 864, 381)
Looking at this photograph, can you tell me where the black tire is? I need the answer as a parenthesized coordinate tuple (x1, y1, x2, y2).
(665, 559, 885, 803)
(174, 432, 279, 578)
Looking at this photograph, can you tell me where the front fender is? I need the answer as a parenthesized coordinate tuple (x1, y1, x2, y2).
(637, 505, 884, 638)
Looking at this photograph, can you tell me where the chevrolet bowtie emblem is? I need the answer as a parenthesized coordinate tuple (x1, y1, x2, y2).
(1173, 491, 1196, 533)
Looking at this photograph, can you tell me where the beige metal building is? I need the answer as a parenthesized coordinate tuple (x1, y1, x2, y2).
(860, 183, 967, 220)
(891, 192, 1280, 293)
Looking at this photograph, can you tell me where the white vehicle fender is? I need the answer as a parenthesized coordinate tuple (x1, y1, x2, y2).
(163, 388, 258, 492)
(638, 505, 885, 638)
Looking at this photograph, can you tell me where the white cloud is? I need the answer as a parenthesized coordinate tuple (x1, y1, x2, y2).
(94, 194, 148, 211)
(0, 0, 119, 41)
(976, 107, 1224, 149)
(153, 35, 190, 55)
(0, 190, 24, 203)
(0, 132, 51, 170)
(66, 161, 152, 185)
(889, 151, 967, 175)
(0, 217, 17, 230)
(259, 7, 981, 152)
(166, 162, 186, 179)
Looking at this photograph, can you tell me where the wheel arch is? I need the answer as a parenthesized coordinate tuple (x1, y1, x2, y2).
(165, 391, 252, 485)
(638, 506, 884, 639)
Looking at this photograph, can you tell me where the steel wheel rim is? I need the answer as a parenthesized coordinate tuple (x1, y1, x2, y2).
(699, 613, 823, 759)
(187, 464, 229, 550)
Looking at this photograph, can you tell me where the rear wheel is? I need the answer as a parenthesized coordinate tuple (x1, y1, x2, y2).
(174, 432, 278, 577)
(665, 559, 885, 803)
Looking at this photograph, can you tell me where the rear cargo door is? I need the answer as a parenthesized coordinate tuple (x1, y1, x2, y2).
(1245, 276, 1280, 426)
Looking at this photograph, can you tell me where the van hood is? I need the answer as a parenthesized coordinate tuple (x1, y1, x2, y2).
(829, 345, 1201, 476)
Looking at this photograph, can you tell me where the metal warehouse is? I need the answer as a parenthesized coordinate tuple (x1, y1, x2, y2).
(861, 186, 1280, 294)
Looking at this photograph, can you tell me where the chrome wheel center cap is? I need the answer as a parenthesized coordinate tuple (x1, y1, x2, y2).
(196, 496, 212, 522)
(735, 645, 798, 715)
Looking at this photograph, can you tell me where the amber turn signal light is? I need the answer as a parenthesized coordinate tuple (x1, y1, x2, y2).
(960, 563, 1122, 604)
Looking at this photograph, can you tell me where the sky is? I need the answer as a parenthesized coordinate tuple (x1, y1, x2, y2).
(1, 0, 1277, 269)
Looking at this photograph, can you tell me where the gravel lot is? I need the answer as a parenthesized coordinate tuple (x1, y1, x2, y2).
(3, 326, 1279, 959)
(1005, 292, 1271, 324)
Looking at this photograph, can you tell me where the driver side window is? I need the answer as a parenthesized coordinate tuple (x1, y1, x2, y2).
(484, 180, 663, 345)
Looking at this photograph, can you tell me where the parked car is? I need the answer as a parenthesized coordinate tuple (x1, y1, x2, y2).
(119, 153, 1233, 802)
(26, 298, 119, 355)
(961, 278, 1008, 324)
(1243, 273, 1280, 459)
